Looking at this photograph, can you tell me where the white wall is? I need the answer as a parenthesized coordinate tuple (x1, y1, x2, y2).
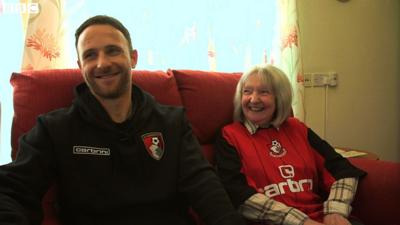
(298, 0, 400, 162)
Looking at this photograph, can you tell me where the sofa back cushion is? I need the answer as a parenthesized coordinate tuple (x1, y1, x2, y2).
(171, 70, 241, 145)
(11, 69, 182, 158)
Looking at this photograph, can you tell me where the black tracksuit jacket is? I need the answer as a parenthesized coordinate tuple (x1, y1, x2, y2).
(0, 83, 245, 225)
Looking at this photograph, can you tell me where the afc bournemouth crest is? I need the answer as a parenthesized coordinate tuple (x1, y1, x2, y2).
(141, 132, 165, 160)
(268, 139, 286, 158)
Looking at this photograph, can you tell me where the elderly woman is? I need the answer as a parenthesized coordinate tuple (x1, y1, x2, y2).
(214, 65, 366, 225)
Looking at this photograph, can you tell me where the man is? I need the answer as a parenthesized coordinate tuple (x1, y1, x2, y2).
(0, 15, 245, 225)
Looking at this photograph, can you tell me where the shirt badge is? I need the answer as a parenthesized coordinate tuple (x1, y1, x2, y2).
(268, 139, 287, 157)
(141, 132, 165, 160)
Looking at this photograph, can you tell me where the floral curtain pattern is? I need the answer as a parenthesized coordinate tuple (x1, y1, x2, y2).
(21, 0, 68, 71)
(276, 0, 305, 121)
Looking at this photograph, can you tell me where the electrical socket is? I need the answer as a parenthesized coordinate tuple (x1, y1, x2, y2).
(303, 72, 338, 87)
(313, 73, 326, 87)
(327, 72, 338, 86)
(304, 73, 312, 87)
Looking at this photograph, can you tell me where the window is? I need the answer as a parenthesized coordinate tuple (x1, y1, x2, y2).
(0, 0, 278, 164)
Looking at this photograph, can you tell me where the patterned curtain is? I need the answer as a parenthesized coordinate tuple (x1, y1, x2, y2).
(276, 0, 305, 121)
(20, 0, 68, 71)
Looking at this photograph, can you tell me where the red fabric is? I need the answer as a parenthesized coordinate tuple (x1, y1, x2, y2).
(171, 69, 241, 144)
(10, 69, 181, 159)
(41, 185, 59, 225)
(132, 70, 183, 106)
(349, 158, 400, 225)
(221, 119, 336, 221)
(200, 144, 215, 165)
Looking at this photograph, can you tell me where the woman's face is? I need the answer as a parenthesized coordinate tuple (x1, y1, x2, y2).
(241, 74, 276, 125)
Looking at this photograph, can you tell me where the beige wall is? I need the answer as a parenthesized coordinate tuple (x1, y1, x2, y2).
(298, 0, 400, 162)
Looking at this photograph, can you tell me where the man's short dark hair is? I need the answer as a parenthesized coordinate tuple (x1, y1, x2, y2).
(75, 15, 133, 51)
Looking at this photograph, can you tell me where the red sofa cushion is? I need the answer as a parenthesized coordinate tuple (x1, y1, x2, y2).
(171, 69, 242, 145)
(349, 158, 400, 225)
(10, 69, 182, 159)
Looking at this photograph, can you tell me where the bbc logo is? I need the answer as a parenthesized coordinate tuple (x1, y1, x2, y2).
(0, 2, 40, 15)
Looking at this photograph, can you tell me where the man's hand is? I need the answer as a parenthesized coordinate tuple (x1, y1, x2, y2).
(323, 213, 351, 225)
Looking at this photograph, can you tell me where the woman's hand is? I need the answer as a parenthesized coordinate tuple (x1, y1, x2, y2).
(323, 213, 351, 225)
(303, 218, 324, 225)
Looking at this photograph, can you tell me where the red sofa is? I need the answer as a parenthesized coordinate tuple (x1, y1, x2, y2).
(10, 69, 400, 225)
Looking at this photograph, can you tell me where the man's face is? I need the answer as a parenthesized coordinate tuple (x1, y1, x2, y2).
(76, 24, 138, 100)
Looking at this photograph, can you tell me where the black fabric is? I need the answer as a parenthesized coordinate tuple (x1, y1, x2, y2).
(307, 128, 366, 179)
(214, 132, 257, 208)
(0, 83, 245, 225)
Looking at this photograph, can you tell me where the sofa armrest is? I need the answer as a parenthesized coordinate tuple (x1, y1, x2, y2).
(349, 158, 400, 225)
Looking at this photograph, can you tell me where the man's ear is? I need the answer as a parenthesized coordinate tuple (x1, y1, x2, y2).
(77, 60, 86, 80)
(130, 50, 138, 68)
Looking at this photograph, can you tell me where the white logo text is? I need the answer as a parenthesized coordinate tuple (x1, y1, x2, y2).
(264, 164, 313, 198)
(73, 146, 110, 156)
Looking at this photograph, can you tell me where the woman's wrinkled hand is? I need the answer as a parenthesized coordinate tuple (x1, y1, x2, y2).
(303, 218, 324, 225)
(323, 213, 351, 225)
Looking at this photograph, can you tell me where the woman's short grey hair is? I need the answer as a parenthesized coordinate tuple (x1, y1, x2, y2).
(233, 64, 293, 128)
